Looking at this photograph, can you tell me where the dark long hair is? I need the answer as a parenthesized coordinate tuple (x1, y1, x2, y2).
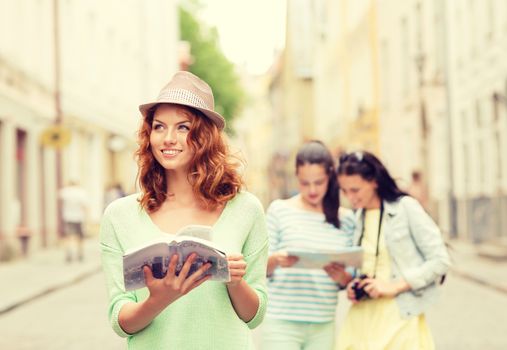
(296, 140, 340, 228)
(337, 151, 407, 202)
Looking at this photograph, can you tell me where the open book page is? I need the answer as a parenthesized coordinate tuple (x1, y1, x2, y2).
(123, 225, 230, 291)
(172, 235, 226, 253)
(123, 242, 171, 291)
(122, 225, 214, 256)
(286, 247, 364, 269)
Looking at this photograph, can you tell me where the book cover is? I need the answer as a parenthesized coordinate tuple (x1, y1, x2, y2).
(123, 225, 230, 291)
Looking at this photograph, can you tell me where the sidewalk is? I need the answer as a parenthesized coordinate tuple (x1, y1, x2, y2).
(0, 236, 506, 316)
(0, 237, 102, 315)
(446, 238, 507, 294)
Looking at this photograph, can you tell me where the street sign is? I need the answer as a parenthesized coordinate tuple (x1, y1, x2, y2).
(40, 125, 71, 149)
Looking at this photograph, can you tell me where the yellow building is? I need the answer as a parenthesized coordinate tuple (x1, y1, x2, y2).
(269, 0, 381, 164)
(312, 0, 381, 155)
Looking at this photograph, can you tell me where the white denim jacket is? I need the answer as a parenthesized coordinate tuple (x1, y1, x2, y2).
(353, 196, 451, 318)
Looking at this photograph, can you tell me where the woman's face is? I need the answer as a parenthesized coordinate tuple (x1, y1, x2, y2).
(149, 104, 195, 173)
(338, 174, 379, 209)
(296, 163, 329, 207)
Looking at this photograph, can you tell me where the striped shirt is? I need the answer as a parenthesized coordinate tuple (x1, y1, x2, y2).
(266, 199, 355, 323)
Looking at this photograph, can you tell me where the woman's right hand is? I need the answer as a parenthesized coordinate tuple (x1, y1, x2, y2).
(274, 251, 299, 268)
(143, 253, 211, 309)
(267, 251, 299, 276)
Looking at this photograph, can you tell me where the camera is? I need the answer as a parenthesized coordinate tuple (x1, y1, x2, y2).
(351, 274, 370, 301)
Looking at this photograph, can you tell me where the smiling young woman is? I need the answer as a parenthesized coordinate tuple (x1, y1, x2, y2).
(100, 71, 269, 350)
(335, 151, 450, 350)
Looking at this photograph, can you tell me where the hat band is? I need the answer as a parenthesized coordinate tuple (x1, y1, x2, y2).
(157, 88, 210, 111)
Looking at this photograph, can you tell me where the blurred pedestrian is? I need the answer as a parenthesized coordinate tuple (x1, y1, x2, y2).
(336, 151, 451, 350)
(99, 71, 268, 349)
(104, 182, 126, 209)
(261, 140, 356, 350)
(407, 170, 429, 211)
(59, 180, 88, 262)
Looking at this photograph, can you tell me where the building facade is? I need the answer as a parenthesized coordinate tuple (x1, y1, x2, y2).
(0, 0, 179, 259)
(445, 0, 507, 244)
(313, 0, 381, 154)
(231, 72, 275, 207)
(376, 0, 450, 228)
(270, 0, 507, 246)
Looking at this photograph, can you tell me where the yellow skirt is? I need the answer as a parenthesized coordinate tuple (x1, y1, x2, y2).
(336, 297, 434, 350)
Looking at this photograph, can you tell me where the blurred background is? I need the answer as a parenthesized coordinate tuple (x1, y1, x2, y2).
(0, 0, 506, 349)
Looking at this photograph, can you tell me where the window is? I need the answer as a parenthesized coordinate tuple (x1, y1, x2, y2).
(380, 40, 390, 109)
(495, 130, 502, 183)
(16, 129, 27, 227)
(401, 17, 409, 98)
(475, 100, 482, 128)
(433, 0, 444, 75)
(469, 0, 477, 57)
(462, 111, 470, 189)
(487, 0, 495, 40)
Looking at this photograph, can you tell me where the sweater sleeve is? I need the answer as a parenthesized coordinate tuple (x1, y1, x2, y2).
(99, 207, 137, 338)
(241, 200, 269, 330)
(339, 208, 356, 245)
(400, 196, 451, 291)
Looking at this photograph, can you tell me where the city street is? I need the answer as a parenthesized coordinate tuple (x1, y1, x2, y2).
(426, 272, 507, 349)
(0, 269, 506, 349)
(0, 273, 123, 350)
(3, 1, 507, 349)
(335, 272, 507, 350)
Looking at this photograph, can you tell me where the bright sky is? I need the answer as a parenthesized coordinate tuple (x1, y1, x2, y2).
(199, 0, 287, 75)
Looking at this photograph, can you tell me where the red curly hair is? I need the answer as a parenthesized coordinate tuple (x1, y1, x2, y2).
(135, 105, 243, 213)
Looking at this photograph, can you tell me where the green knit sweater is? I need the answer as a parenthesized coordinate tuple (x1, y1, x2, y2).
(100, 191, 269, 349)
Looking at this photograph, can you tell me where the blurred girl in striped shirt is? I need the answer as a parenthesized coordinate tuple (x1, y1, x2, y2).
(261, 140, 355, 350)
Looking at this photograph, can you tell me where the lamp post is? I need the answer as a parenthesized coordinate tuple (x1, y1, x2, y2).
(53, 0, 64, 240)
(492, 91, 507, 244)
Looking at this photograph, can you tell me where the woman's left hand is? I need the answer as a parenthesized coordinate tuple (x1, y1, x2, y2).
(362, 278, 409, 298)
(226, 253, 247, 286)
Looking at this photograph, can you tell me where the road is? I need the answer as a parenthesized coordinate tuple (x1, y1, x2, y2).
(426, 272, 507, 349)
(0, 273, 124, 350)
(0, 271, 506, 349)
(255, 271, 507, 350)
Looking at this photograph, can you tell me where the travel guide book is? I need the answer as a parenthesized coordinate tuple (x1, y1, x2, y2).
(122, 225, 230, 291)
(286, 246, 364, 269)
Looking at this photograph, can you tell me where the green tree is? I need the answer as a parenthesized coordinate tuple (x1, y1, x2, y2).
(179, 3, 244, 131)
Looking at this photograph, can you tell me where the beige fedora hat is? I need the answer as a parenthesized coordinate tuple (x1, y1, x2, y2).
(139, 71, 225, 130)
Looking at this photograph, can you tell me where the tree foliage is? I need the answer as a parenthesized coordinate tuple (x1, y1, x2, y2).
(179, 3, 244, 130)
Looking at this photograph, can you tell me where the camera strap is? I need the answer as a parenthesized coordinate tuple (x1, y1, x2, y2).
(358, 201, 384, 278)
